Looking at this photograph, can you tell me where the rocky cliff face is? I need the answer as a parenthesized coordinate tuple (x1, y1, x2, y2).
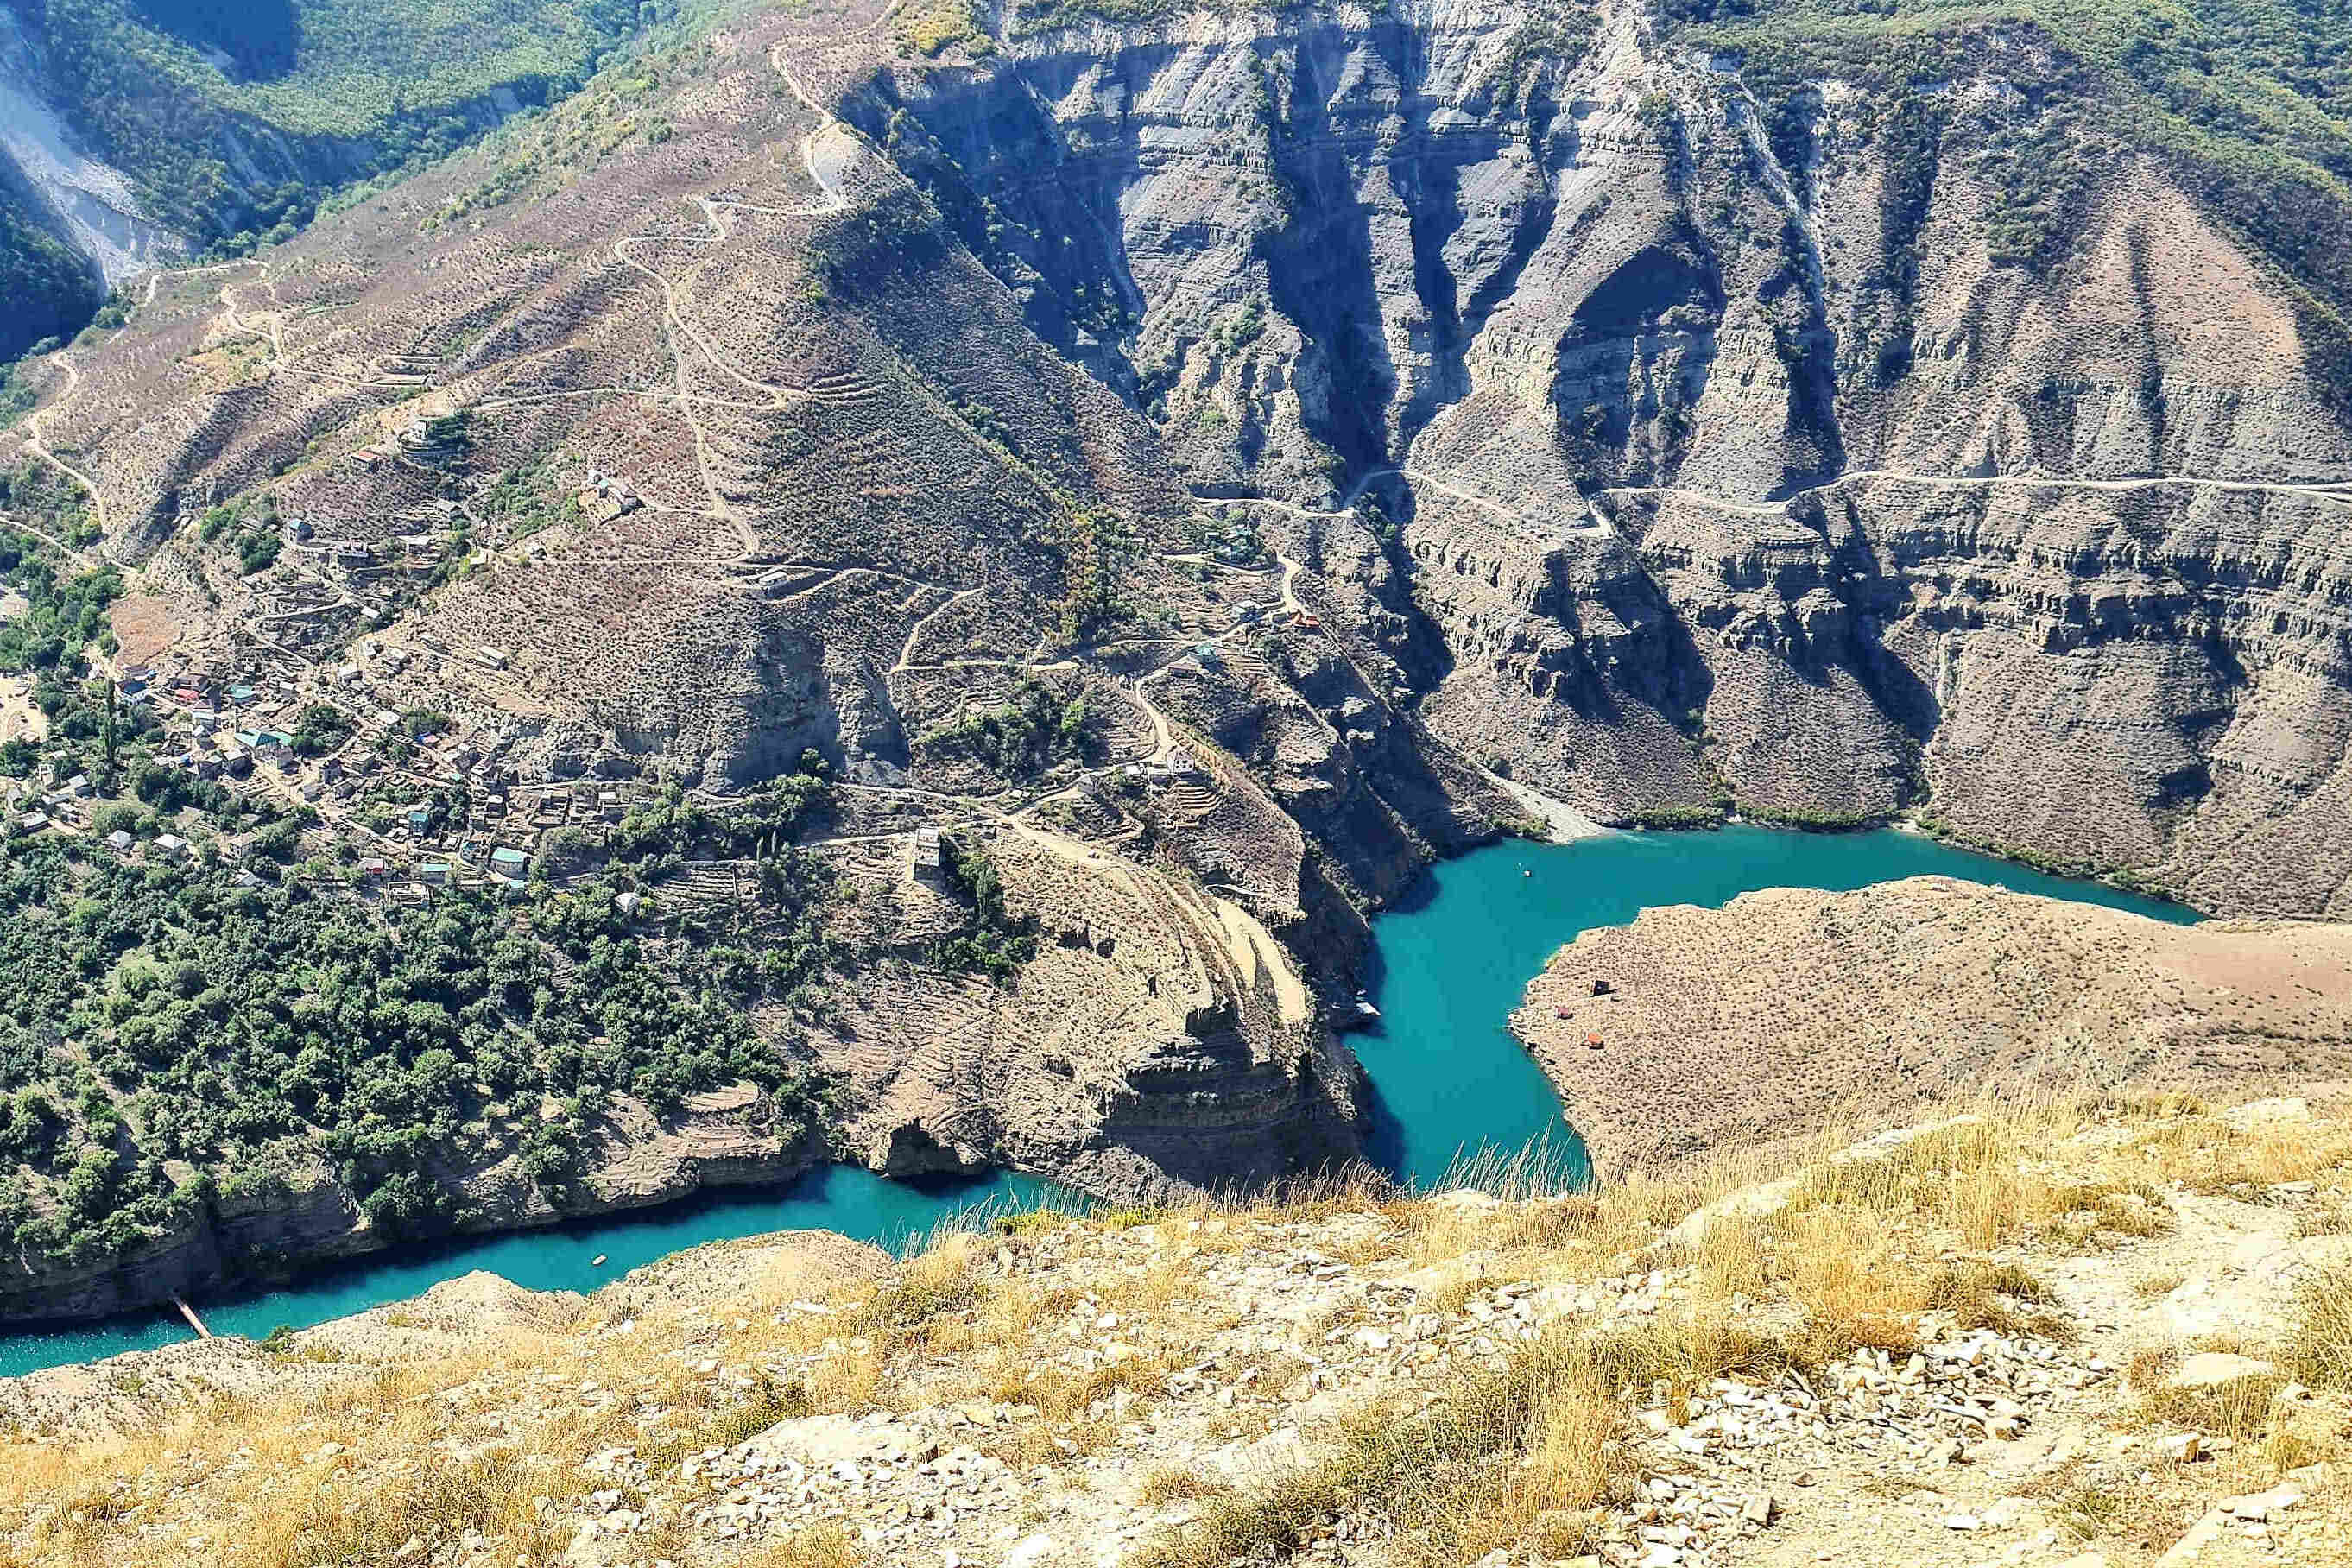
(0, 1085, 825, 1324)
(32, 0, 2352, 915)
(849, 0, 2352, 914)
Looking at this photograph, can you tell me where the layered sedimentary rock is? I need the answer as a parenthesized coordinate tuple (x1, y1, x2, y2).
(811, 825, 1360, 1200)
(852, 0, 2352, 913)
(27, 0, 2352, 914)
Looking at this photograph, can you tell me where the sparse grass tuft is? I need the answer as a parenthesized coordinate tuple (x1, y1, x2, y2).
(2285, 1261, 2352, 1390)
(842, 1242, 983, 1344)
(741, 1521, 870, 1567)
(1922, 1258, 2071, 1341)
(1139, 1466, 1232, 1504)
(641, 1373, 803, 1468)
(2139, 1372, 2286, 1438)
(247, 1445, 566, 1568)
(1137, 1326, 1632, 1568)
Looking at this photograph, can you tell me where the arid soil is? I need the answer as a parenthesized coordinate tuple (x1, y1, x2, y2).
(1513, 876, 2352, 1173)
(4, 1097, 2349, 1568)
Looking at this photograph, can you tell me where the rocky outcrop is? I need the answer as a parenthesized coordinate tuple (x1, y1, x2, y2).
(819, 829, 1362, 1202)
(0, 1086, 825, 1326)
(848, 0, 2352, 914)
(1511, 876, 2352, 1173)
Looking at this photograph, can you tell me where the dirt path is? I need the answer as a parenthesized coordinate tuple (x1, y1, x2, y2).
(1609, 465, 2352, 519)
(22, 352, 111, 543)
(892, 587, 982, 672)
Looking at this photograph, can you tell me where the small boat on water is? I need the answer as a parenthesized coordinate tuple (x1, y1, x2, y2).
(1353, 999, 1381, 1020)
(590, 1255, 607, 1267)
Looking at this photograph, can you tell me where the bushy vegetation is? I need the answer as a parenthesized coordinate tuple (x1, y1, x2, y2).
(899, 0, 993, 56)
(0, 821, 831, 1267)
(933, 678, 1094, 779)
(1010, 0, 1222, 33)
(194, 496, 286, 576)
(931, 838, 1038, 982)
(1047, 504, 1141, 642)
(1622, 803, 1725, 830)
(474, 462, 581, 541)
(802, 187, 952, 299)
(0, 528, 121, 674)
(0, 193, 101, 366)
(0, 461, 94, 544)
(288, 704, 356, 759)
(606, 756, 833, 868)
(1489, 0, 1599, 112)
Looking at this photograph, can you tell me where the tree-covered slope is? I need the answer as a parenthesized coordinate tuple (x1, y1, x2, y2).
(0, 0, 667, 359)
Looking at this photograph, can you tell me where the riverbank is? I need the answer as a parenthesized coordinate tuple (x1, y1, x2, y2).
(1512, 876, 2352, 1175)
(1353, 823, 2194, 1188)
(0, 1164, 1066, 1380)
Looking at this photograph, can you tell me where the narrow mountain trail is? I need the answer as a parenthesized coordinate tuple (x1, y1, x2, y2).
(21, 352, 110, 548)
(892, 587, 983, 672)
(1609, 465, 2352, 518)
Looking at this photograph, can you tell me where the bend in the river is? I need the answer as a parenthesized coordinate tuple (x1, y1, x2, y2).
(0, 825, 2192, 1378)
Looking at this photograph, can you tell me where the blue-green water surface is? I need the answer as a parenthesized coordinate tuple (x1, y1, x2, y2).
(1355, 825, 2198, 1188)
(0, 825, 2195, 1378)
(0, 1165, 1057, 1378)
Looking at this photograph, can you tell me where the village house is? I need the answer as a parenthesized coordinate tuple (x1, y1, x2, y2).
(912, 825, 945, 886)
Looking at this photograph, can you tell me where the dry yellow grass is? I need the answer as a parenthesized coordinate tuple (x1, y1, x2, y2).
(2286, 1261, 2352, 1390)
(1134, 1329, 1634, 1568)
(740, 1521, 869, 1567)
(1, 1094, 2344, 1567)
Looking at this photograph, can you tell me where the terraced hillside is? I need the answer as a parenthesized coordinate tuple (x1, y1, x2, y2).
(9, 0, 2352, 915)
(0, 0, 1524, 1316)
(9, 0, 2352, 1306)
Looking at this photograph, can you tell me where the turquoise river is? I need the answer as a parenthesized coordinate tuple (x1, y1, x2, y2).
(0, 825, 2194, 1377)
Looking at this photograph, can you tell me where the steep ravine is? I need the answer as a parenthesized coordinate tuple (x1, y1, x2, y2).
(850, 0, 2352, 914)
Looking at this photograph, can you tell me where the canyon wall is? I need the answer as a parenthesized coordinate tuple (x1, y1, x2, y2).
(854, 0, 2352, 914)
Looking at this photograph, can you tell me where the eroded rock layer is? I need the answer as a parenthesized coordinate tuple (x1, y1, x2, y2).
(856, 0, 2352, 912)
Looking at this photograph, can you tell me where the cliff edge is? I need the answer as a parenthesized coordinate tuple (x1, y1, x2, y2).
(3, 1095, 2348, 1568)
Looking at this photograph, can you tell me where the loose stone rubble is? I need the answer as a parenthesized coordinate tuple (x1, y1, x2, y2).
(8, 1105, 2350, 1568)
